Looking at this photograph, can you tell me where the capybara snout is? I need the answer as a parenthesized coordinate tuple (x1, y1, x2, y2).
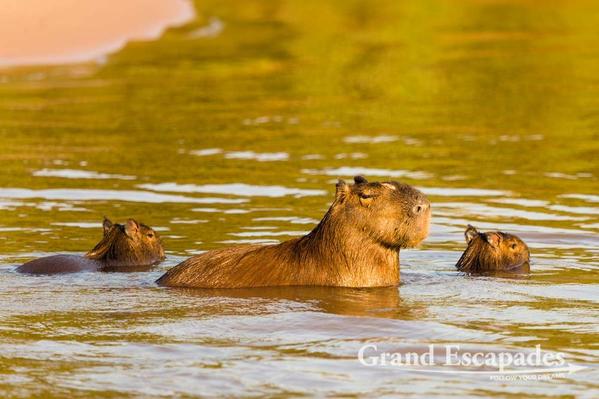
(341, 176, 431, 249)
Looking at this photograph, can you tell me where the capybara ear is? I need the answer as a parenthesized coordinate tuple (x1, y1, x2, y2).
(335, 179, 350, 201)
(484, 232, 501, 247)
(354, 175, 368, 185)
(103, 217, 113, 235)
(464, 225, 478, 244)
(125, 219, 140, 238)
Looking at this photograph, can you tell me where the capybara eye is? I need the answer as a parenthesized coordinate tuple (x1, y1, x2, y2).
(511, 243, 517, 249)
(359, 193, 373, 199)
(147, 233, 154, 239)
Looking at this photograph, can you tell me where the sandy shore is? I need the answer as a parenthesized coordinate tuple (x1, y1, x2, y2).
(0, 0, 195, 68)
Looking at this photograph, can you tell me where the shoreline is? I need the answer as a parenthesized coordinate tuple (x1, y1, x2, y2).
(0, 0, 195, 69)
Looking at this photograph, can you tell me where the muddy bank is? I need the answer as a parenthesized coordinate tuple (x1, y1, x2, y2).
(0, 0, 194, 68)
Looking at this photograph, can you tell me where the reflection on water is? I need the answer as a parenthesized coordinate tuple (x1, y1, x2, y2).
(32, 168, 136, 180)
(0, 188, 247, 204)
(0, 0, 598, 397)
(302, 166, 433, 180)
(139, 182, 327, 197)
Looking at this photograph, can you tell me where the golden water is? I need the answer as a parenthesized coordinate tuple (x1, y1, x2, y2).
(0, 0, 597, 397)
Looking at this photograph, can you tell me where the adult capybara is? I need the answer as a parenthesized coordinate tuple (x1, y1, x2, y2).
(157, 176, 431, 288)
(456, 225, 530, 274)
(17, 217, 165, 274)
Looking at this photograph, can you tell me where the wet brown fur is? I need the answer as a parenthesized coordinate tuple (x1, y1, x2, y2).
(157, 176, 431, 288)
(86, 219, 164, 267)
(17, 218, 164, 274)
(456, 225, 530, 274)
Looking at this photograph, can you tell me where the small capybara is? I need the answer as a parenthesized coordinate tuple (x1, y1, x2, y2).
(157, 176, 431, 288)
(456, 225, 530, 274)
(17, 217, 165, 274)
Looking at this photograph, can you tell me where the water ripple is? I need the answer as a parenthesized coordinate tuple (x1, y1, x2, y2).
(139, 182, 326, 198)
(0, 188, 246, 204)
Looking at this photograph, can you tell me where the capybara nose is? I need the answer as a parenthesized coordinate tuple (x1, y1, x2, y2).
(412, 200, 430, 215)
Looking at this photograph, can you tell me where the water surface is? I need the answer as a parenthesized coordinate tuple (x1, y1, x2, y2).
(0, 0, 597, 397)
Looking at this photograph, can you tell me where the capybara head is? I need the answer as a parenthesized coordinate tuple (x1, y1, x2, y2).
(456, 225, 530, 273)
(86, 217, 165, 266)
(330, 176, 431, 249)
